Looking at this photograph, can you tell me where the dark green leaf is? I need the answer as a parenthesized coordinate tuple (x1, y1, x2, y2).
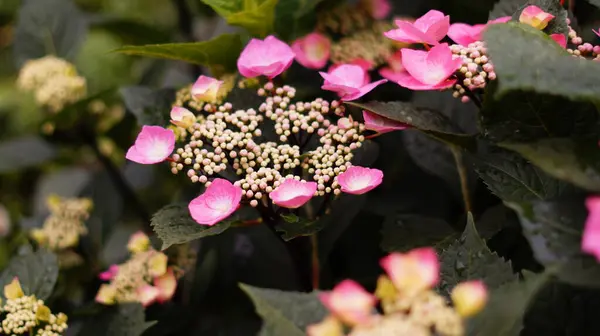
(555, 255, 600, 288)
(474, 148, 573, 202)
(274, 0, 324, 40)
(120, 86, 176, 126)
(202, 0, 278, 37)
(347, 101, 476, 149)
(151, 203, 237, 250)
(114, 34, 243, 75)
(488, 0, 568, 35)
(0, 249, 58, 300)
(240, 284, 326, 336)
(586, 0, 600, 8)
(275, 217, 321, 241)
(90, 17, 171, 45)
(0, 136, 57, 173)
(280, 213, 300, 223)
(381, 214, 457, 253)
(439, 213, 517, 293)
(499, 137, 600, 193)
(13, 0, 88, 67)
(79, 303, 156, 336)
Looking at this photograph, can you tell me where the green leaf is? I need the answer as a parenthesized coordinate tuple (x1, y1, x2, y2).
(79, 303, 156, 336)
(381, 214, 457, 253)
(347, 101, 477, 150)
(586, 0, 600, 8)
(202, 0, 279, 37)
(240, 284, 326, 336)
(275, 216, 322, 241)
(0, 249, 58, 300)
(506, 196, 584, 266)
(555, 255, 600, 288)
(438, 213, 517, 294)
(488, 0, 568, 35)
(0, 136, 57, 174)
(13, 0, 88, 67)
(499, 137, 600, 193)
(151, 203, 237, 250)
(90, 17, 171, 45)
(274, 0, 324, 40)
(114, 33, 243, 75)
(120, 86, 176, 126)
(473, 148, 573, 202)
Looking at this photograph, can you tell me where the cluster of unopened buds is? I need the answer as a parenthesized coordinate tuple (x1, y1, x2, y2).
(95, 231, 178, 307)
(0, 278, 68, 336)
(307, 248, 488, 336)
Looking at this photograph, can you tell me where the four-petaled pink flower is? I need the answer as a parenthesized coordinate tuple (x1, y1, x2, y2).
(318, 279, 376, 326)
(362, 110, 409, 134)
(126, 126, 175, 164)
(336, 166, 384, 195)
(550, 33, 567, 48)
(269, 179, 317, 208)
(378, 51, 405, 82)
(292, 33, 331, 70)
(393, 43, 462, 90)
(519, 5, 555, 30)
(237, 35, 295, 79)
(320, 64, 387, 101)
(191, 75, 223, 102)
(380, 247, 439, 295)
(384, 10, 450, 45)
(170, 106, 196, 129)
(582, 196, 600, 261)
(188, 178, 243, 226)
(99, 265, 119, 281)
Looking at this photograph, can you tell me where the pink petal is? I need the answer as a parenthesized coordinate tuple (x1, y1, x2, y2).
(125, 126, 175, 165)
(488, 16, 511, 24)
(393, 69, 457, 90)
(519, 5, 555, 30)
(137, 285, 160, 307)
(342, 79, 387, 101)
(366, 0, 391, 19)
(337, 166, 383, 194)
(320, 64, 373, 99)
(384, 21, 437, 45)
(413, 10, 446, 31)
(292, 32, 331, 70)
(594, 29, 600, 38)
(318, 280, 376, 326)
(380, 247, 439, 294)
(424, 14, 450, 43)
(448, 23, 485, 46)
(362, 110, 409, 134)
(99, 265, 119, 281)
(550, 34, 567, 48)
(582, 196, 600, 261)
(269, 179, 317, 209)
(451, 280, 488, 317)
(154, 268, 177, 303)
(237, 35, 295, 79)
(401, 45, 460, 86)
(191, 75, 223, 102)
(188, 178, 243, 226)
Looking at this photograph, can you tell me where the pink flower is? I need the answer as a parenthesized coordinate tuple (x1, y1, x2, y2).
(451, 280, 488, 317)
(519, 5, 555, 30)
(191, 75, 223, 102)
(379, 51, 405, 82)
(448, 23, 486, 46)
(319, 280, 376, 326)
(384, 10, 450, 45)
(364, 0, 391, 19)
(320, 64, 387, 101)
(380, 247, 439, 295)
(489, 16, 512, 24)
(292, 33, 331, 70)
(269, 179, 317, 209)
(170, 106, 196, 129)
(237, 35, 295, 79)
(154, 267, 177, 303)
(98, 265, 119, 281)
(582, 196, 600, 261)
(125, 126, 175, 164)
(329, 58, 373, 72)
(137, 284, 160, 307)
(127, 231, 150, 253)
(362, 110, 409, 134)
(188, 178, 243, 226)
(393, 43, 462, 90)
(336, 166, 383, 195)
(550, 33, 567, 48)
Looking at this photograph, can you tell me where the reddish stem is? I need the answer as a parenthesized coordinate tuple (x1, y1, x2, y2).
(423, 43, 431, 51)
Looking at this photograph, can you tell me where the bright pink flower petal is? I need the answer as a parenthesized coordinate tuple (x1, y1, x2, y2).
(319, 280, 376, 326)
(385, 21, 436, 45)
(191, 75, 223, 102)
(154, 267, 177, 303)
(550, 34, 567, 48)
(519, 5, 555, 30)
(488, 16, 511, 24)
(342, 79, 387, 101)
(188, 178, 243, 226)
(292, 33, 331, 70)
(393, 69, 457, 90)
(99, 265, 119, 281)
(400, 44, 461, 87)
(137, 285, 159, 307)
(413, 9, 445, 31)
(321, 64, 384, 100)
(380, 247, 439, 294)
(424, 15, 450, 43)
(362, 110, 409, 134)
(269, 179, 317, 209)
(365, 0, 391, 19)
(126, 126, 175, 164)
(337, 166, 383, 194)
(237, 35, 295, 79)
(448, 23, 485, 46)
(583, 196, 600, 261)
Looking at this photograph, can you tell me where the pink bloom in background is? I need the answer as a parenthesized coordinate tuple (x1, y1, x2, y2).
(451, 280, 488, 317)
(99, 265, 119, 281)
(319, 279, 376, 326)
(170, 106, 196, 129)
(137, 285, 160, 307)
(594, 29, 600, 37)
(380, 247, 439, 294)
(519, 5, 555, 30)
(292, 33, 331, 70)
(188, 178, 243, 225)
(126, 126, 175, 164)
(384, 10, 450, 45)
(550, 33, 567, 48)
(582, 196, 600, 261)
(154, 268, 178, 303)
(191, 75, 223, 102)
(320, 64, 387, 101)
(394, 43, 462, 90)
(269, 179, 317, 208)
(364, 0, 392, 19)
(237, 35, 295, 79)
(337, 166, 384, 195)
(378, 51, 405, 82)
(362, 110, 409, 134)
(329, 58, 373, 73)
(447, 17, 511, 46)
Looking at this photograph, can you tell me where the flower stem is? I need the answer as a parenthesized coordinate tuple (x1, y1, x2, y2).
(450, 146, 472, 213)
(311, 234, 319, 289)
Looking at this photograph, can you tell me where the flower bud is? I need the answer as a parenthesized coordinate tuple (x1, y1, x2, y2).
(379, 248, 439, 295)
(318, 279, 376, 326)
(519, 5, 554, 30)
(451, 280, 488, 317)
(127, 231, 150, 254)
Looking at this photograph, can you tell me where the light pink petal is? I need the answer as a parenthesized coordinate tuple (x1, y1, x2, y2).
(424, 15, 450, 43)
(319, 280, 376, 326)
(371, 0, 391, 19)
(125, 126, 175, 164)
(393, 69, 457, 90)
(583, 196, 600, 261)
(448, 23, 484, 46)
(154, 268, 177, 303)
(413, 10, 446, 30)
(188, 178, 243, 226)
(519, 5, 555, 29)
(269, 179, 317, 209)
(137, 285, 159, 307)
(362, 110, 409, 134)
(330, 64, 367, 87)
(380, 247, 439, 294)
(191, 75, 223, 101)
(337, 166, 383, 194)
(343, 79, 388, 101)
(425, 43, 463, 81)
(384, 22, 437, 45)
(488, 16, 511, 24)
(550, 34, 567, 48)
(237, 35, 295, 78)
(451, 280, 488, 317)
(292, 33, 331, 70)
(99, 265, 119, 281)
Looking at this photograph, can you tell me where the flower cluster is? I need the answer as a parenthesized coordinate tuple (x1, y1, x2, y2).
(307, 248, 488, 336)
(0, 278, 68, 336)
(16, 56, 86, 113)
(95, 232, 178, 306)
